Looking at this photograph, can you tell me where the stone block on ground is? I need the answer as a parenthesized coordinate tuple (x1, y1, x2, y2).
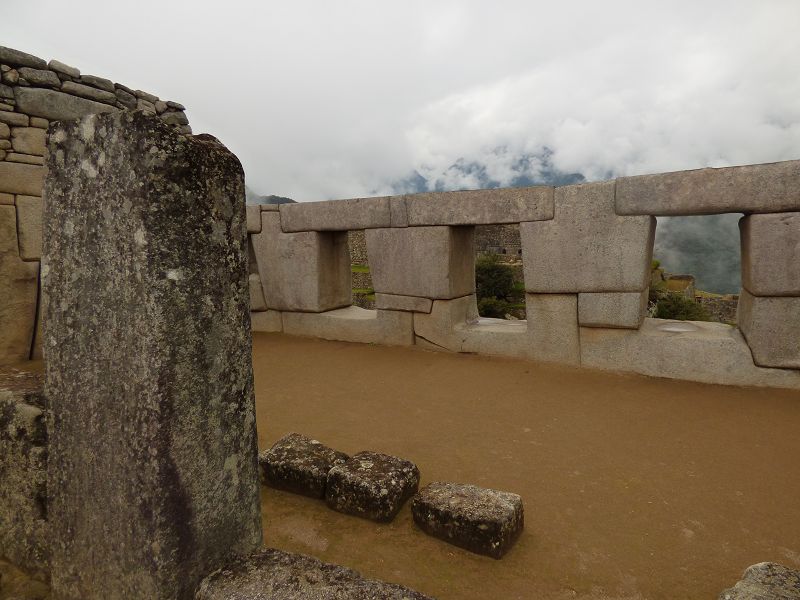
(718, 562, 800, 600)
(0, 366, 48, 576)
(740, 213, 800, 296)
(376, 292, 433, 313)
(411, 482, 524, 559)
(251, 211, 351, 312)
(43, 111, 262, 599)
(737, 290, 800, 369)
(279, 196, 392, 232)
(195, 548, 435, 600)
(282, 306, 414, 346)
(404, 186, 554, 225)
(259, 433, 349, 499)
(580, 318, 800, 389)
(0, 205, 39, 363)
(578, 290, 647, 329)
(617, 160, 800, 216)
(326, 451, 420, 522)
(526, 293, 580, 365)
(251, 310, 282, 333)
(366, 226, 475, 299)
(521, 181, 655, 293)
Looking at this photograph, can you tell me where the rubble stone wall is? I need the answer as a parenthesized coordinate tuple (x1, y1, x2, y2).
(249, 161, 800, 389)
(0, 46, 190, 364)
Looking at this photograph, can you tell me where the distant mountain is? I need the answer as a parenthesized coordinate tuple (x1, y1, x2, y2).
(245, 186, 295, 205)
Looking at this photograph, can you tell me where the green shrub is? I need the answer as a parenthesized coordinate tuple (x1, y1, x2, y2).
(654, 292, 710, 321)
(477, 297, 510, 319)
(476, 254, 515, 301)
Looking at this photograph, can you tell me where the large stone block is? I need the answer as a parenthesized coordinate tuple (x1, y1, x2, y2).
(249, 272, 267, 311)
(740, 212, 800, 296)
(526, 294, 580, 365)
(521, 181, 655, 293)
(251, 211, 351, 312)
(578, 290, 647, 329)
(404, 186, 554, 226)
(279, 196, 392, 232)
(737, 290, 800, 369)
(251, 310, 283, 333)
(0, 205, 39, 363)
(375, 292, 433, 313)
(0, 369, 48, 576)
(718, 562, 800, 600)
(245, 204, 262, 233)
(580, 318, 800, 388)
(616, 160, 800, 216)
(11, 127, 47, 156)
(15, 195, 42, 260)
(196, 548, 434, 600)
(43, 111, 262, 599)
(14, 86, 119, 121)
(366, 226, 475, 299)
(282, 306, 414, 346)
(0, 161, 45, 196)
(0, 46, 47, 69)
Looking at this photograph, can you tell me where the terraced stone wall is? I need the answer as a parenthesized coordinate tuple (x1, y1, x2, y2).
(248, 161, 800, 389)
(0, 46, 190, 364)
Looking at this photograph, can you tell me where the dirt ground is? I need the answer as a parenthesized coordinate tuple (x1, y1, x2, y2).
(253, 332, 800, 600)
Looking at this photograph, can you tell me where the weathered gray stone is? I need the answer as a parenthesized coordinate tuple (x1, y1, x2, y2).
(60, 80, 117, 104)
(0, 140, 10, 150)
(0, 101, 13, 112)
(114, 87, 137, 109)
(43, 111, 262, 599)
(526, 293, 580, 365)
(6, 153, 44, 165)
(0, 121, 8, 138)
(0, 206, 38, 363)
(412, 482, 524, 559)
(326, 451, 420, 522)
(11, 127, 46, 156)
(250, 310, 282, 332)
(737, 290, 800, 369)
(48, 59, 80, 78)
(1, 68, 19, 85)
(250, 211, 351, 312)
(0, 82, 15, 99)
(14, 86, 118, 121)
(279, 196, 392, 232)
(195, 548, 435, 600)
(0, 47, 47, 70)
(617, 160, 800, 216)
(366, 226, 475, 299)
(136, 97, 157, 115)
(740, 213, 800, 296)
(29, 117, 48, 129)
(246, 204, 262, 233)
(259, 433, 350, 499)
(79, 74, 115, 93)
(282, 306, 415, 346)
(15, 195, 42, 261)
(161, 111, 189, 126)
(580, 318, 800, 389)
(134, 89, 159, 103)
(0, 192, 13, 204)
(0, 368, 48, 575)
(390, 195, 409, 227)
(578, 290, 647, 329)
(0, 109, 28, 127)
(521, 181, 656, 293)
(718, 562, 800, 599)
(154, 100, 168, 113)
(405, 186, 554, 226)
(375, 292, 433, 313)
(167, 100, 186, 110)
(16, 67, 60, 88)
(249, 273, 267, 311)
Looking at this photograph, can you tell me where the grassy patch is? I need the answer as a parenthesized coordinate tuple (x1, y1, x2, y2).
(352, 288, 375, 295)
(351, 264, 370, 273)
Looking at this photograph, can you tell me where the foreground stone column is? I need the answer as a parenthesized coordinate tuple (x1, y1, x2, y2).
(42, 111, 262, 599)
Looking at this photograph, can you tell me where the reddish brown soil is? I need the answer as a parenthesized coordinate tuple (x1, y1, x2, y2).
(253, 332, 800, 600)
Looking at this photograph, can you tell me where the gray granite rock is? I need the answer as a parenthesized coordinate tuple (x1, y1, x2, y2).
(60, 80, 117, 104)
(13, 86, 117, 121)
(0, 47, 47, 70)
(195, 548, 435, 600)
(135, 89, 159, 103)
(411, 482, 524, 559)
(718, 562, 800, 599)
(0, 83, 13, 99)
(79, 74, 115, 92)
(161, 110, 190, 126)
(260, 433, 350, 499)
(326, 451, 420, 522)
(16, 68, 60, 88)
(0, 367, 49, 576)
(43, 111, 262, 599)
(114, 87, 138, 109)
(48, 59, 80, 78)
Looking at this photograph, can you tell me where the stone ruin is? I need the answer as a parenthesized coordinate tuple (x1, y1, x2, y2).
(0, 45, 799, 599)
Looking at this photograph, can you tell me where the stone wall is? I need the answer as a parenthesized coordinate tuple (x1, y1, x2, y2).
(0, 46, 190, 364)
(248, 162, 800, 389)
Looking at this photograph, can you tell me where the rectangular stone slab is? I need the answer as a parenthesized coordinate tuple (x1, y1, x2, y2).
(279, 196, 392, 232)
(404, 186, 554, 226)
(740, 212, 800, 296)
(578, 291, 647, 329)
(737, 290, 800, 369)
(616, 160, 800, 216)
(282, 306, 414, 346)
(411, 482, 524, 559)
(43, 111, 262, 599)
(14, 86, 118, 121)
(0, 161, 45, 196)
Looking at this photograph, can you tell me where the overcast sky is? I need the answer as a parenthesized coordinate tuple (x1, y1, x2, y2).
(4, 1, 800, 201)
